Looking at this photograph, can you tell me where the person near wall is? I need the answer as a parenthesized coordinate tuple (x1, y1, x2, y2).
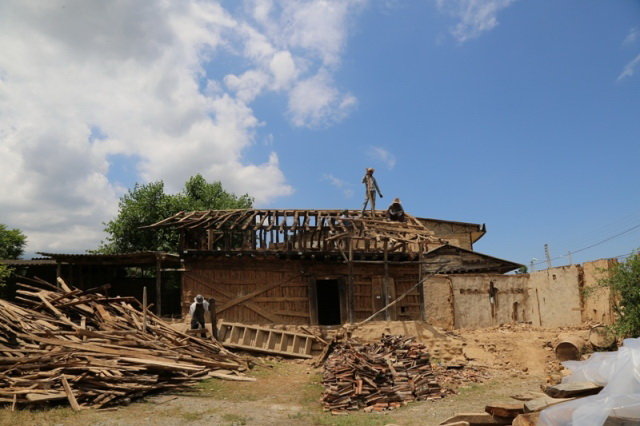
(386, 198, 405, 222)
(361, 168, 383, 216)
(189, 294, 210, 330)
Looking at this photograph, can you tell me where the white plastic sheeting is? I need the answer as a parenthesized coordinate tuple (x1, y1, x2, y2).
(539, 337, 640, 425)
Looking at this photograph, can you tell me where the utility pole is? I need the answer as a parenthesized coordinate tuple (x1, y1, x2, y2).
(567, 251, 573, 265)
(544, 244, 552, 269)
(530, 258, 537, 273)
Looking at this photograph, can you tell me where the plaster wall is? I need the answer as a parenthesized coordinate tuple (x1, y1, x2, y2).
(581, 258, 616, 324)
(528, 265, 583, 328)
(423, 276, 455, 329)
(423, 260, 616, 330)
(449, 274, 529, 329)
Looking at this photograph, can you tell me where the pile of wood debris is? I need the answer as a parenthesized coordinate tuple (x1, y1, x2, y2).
(0, 278, 248, 410)
(322, 335, 448, 413)
(440, 381, 605, 425)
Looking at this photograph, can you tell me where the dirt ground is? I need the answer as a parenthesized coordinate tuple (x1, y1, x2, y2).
(0, 322, 586, 426)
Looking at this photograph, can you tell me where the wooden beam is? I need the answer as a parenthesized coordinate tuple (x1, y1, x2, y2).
(155, 256, 162, 316)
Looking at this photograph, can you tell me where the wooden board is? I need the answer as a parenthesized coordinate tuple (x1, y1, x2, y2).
(543, 381, 603, 398)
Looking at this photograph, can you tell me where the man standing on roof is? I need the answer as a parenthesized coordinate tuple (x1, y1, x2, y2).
(189, 294, 210, 330)
(361, 168, 383, 216)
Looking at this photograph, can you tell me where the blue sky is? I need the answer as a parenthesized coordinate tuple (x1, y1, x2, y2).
(257, 1, 640, 267)
(1, 0, 639, 267)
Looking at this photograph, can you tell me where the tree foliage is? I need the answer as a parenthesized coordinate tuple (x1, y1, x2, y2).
(0, 224, 27, 259)
(97, 174, 253, 254)
(599, 253, 640, 338)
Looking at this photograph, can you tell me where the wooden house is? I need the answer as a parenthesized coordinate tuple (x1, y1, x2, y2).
(147, 209, 521, 325)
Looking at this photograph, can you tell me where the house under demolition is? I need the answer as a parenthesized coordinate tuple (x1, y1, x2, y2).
(147, 209, 522, 325)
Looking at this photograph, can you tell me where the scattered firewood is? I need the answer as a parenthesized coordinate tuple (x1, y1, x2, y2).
(511, 412, 540, 426)
(510, 391, 547, 401)
(542, 381, 603, 398)
(0, 278, 248, 410)
(524, 395, 574, 412)
(439, 412, 511, 425)
(484, 402, 524, 419)
(321, 335, 448, 412)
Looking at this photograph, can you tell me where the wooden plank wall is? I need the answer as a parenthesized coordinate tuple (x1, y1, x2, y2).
(182, 257, 422, 324)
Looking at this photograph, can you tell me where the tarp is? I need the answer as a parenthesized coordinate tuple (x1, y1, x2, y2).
(539, 337, 640, 425)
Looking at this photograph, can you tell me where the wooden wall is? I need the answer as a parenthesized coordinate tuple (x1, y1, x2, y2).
(182, 257, 422, 324)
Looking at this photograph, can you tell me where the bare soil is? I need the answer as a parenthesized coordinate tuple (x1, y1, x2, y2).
(0, 322, 586, 426)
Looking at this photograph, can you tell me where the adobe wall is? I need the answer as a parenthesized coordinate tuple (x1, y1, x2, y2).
(528, 265, 582, 328)
(581, 258, 615, 324)
(424, 259, 616, 330)
(424, 274, 529, 329)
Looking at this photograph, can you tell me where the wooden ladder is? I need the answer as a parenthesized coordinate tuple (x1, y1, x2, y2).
(216, 321, 314, 359)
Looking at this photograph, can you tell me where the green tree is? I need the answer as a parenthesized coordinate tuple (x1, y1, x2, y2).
(97, 174, 252, 253)
(599, 252, 640, 338)
(0, 224, 27, 259)
(0, 264, 11, 287)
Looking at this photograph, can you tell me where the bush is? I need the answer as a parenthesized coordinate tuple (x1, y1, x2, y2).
(599, 252, 640, 338)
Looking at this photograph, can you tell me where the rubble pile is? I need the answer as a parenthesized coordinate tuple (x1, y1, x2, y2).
(0, 278, 247, 410)
(321, 335, 447, 412)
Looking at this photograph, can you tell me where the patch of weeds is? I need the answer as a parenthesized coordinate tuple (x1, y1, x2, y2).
(0, 406, 79, 426)
(288, 411, 309, 420)
(456, 381, 499, 397)
(222, 413, 250, 425)
(310, 412, 396, 426)
(181, 411, 205, 422)
(300, 372, 324, 406)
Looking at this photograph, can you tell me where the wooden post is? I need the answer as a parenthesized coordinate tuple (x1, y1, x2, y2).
(383, 240, 390, 321)
(142, 286, 148, 333)
(209, 298, 218, 340)
(348, 237, 354, 323)
(155, 255, 162, 317)
(418, 251, 425, 321)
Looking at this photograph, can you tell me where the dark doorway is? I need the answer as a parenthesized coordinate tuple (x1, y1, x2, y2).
(316, 279, 341, 325)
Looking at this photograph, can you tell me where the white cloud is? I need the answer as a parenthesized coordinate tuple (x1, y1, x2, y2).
(0, 0, 362, 253)
(435, 0, 516, 43)
(624, 27, 639, 45)
(288, 70, 357, 127)
(367, 146, 396, 170)
(618, 53, 640, 81)
(323, 173, 354, 198)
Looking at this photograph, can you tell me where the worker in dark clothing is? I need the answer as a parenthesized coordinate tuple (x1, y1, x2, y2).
(361, 168, 383, 216)
(189, 294, 210, 330)
(386, 198, 405, 222)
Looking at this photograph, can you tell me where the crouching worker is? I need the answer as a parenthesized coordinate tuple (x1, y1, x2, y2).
(189, 294, 210, 330)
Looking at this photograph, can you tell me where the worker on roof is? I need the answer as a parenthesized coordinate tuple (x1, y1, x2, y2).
(386, 198, 405, 222)
(361, 168, 383, 216)
(189, 294, 210, 330)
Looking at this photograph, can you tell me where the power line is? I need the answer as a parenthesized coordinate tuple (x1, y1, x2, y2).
(532, 222, 640, 266)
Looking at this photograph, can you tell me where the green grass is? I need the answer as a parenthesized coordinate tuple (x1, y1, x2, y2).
(309, 412, 398, 426)
(0, 405, 79, 426)
(221, 413, 250, 425)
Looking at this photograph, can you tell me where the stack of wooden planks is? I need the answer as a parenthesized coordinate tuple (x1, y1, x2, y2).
(321, 335, 446, 413)
(439, 381, 606, 425)
(0, 277, 248, 410)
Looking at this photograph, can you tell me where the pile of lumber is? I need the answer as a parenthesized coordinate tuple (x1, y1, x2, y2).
(0, 278, 248, 410)
(439, 381, 605, 425)
(322, 335, 446, 413)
